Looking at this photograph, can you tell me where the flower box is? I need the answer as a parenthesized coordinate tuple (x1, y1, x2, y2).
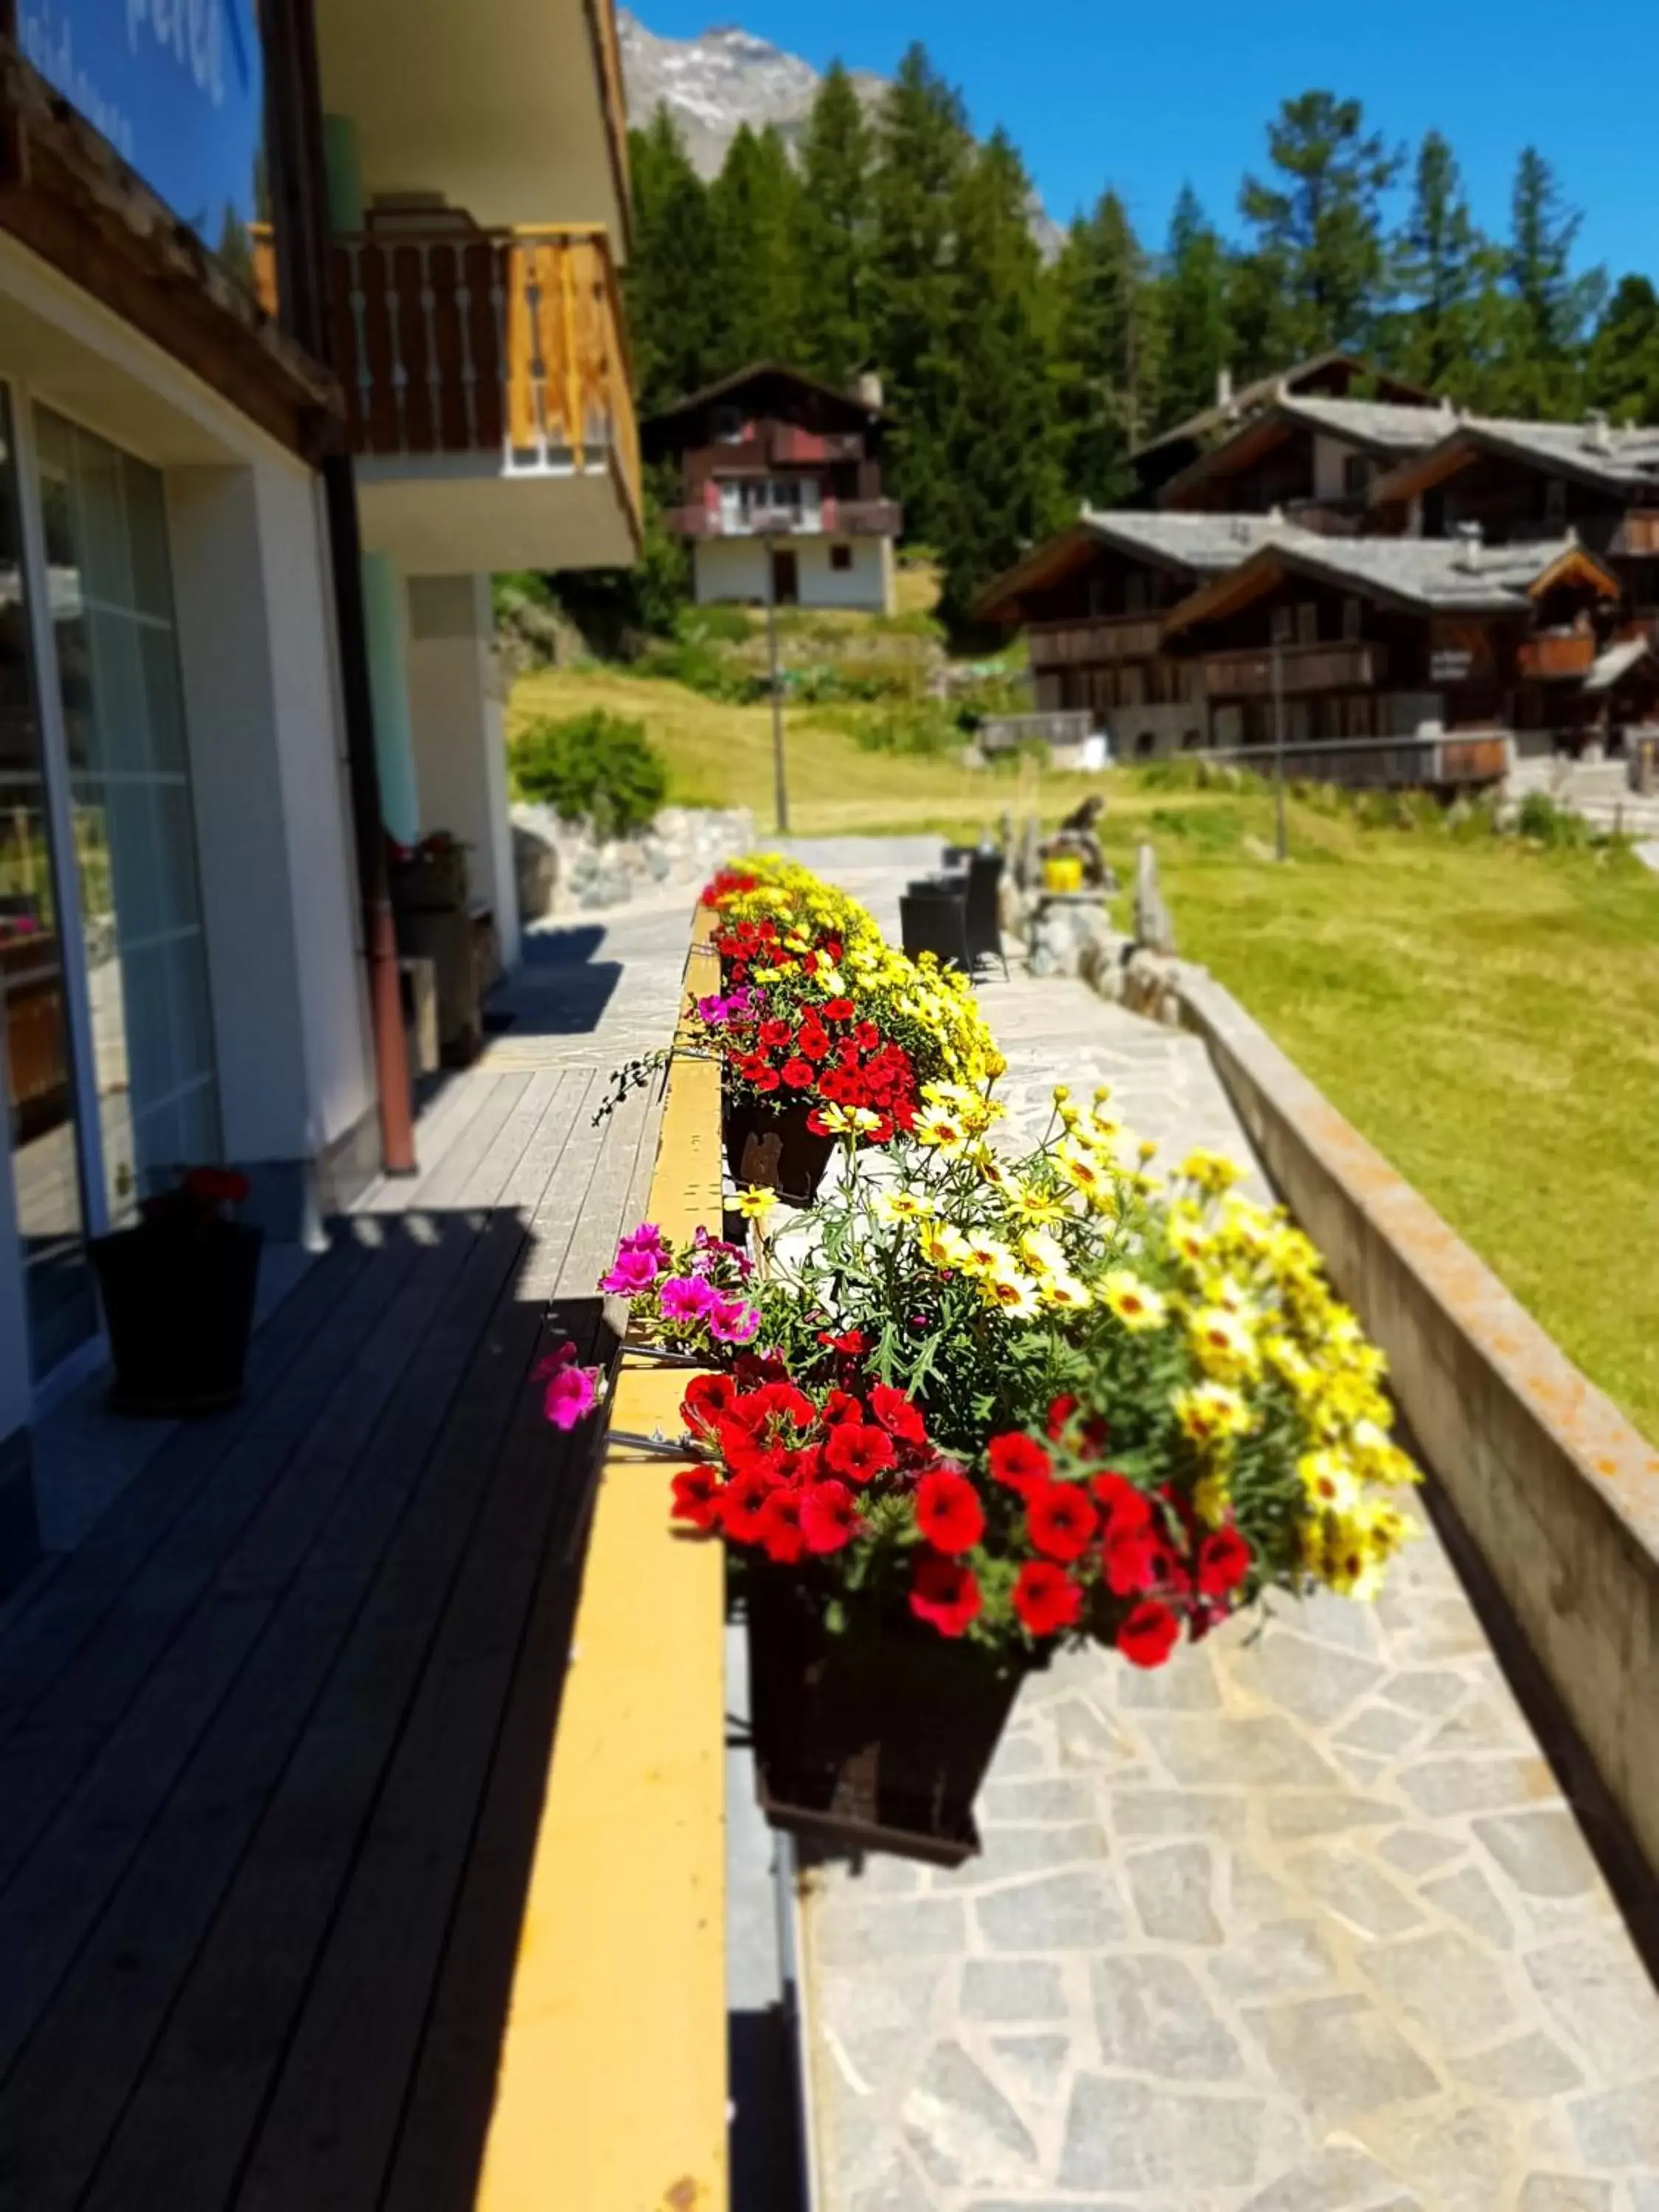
(723, 1095, 835, 1207)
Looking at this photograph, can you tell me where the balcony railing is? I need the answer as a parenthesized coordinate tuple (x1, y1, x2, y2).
(330, 223, 641, 530)
(1204, 641, 1382, 698)
(664, 498, 901, 540)
(1028, 616, 1164, 670)
(1205, 729, 1510, 789)
(1611, 511, 1659, 557)
(978, 709, 1097, 755)
(1517, 633, 1597, 680)
(771, 424, 866, 465)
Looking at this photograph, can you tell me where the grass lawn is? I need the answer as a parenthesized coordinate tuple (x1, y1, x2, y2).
(509, 664, 1659, 1443)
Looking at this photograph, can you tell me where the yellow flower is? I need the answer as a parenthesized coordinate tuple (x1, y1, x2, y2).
(981, 1267, 1042, 1320)
(874, 1188, 933, 1223)
(1102, 1271, 1169, 1332)
(1172, 1380, 1253, 1444)
(1037, 1272, 1091, 1313)
(1055, 1144, 1113, 1204)
(1009, 1183, 1068, 1225)
(1188, 1305, 1259, 1379)
(917, 1221, 973, 1272)
(1298, 1449, 1360, 1514)
(1052, 1083, 1071, 1104)
(958, 1230, 1017, 1280)
(1180, 1148, 1248, 1197)
(1019, 1228, 1068, 1276)
(914, 1106, 970, 1157)
(1194, 1468, 1232, 1528)
(815, 1102, 883, 1136)
(973, 1146, 1012, 1192)
(734, 1186, 779, 1220)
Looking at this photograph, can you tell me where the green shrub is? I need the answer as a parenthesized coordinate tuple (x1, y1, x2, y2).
(513, 711, 668, 837)
(1514, 791, 1593, 848)
(678, 604, 755, 647)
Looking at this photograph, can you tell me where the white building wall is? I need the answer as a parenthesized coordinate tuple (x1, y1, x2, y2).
(694, 535, 894, 613)
(1313, 434, 1357, 502)
(407, 574, 521, 971)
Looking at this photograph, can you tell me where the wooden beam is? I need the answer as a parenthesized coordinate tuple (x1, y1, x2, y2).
(476, 913, 728, 2212)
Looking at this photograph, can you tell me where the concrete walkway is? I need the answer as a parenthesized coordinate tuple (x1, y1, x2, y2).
(787, 847, 1659, 2212)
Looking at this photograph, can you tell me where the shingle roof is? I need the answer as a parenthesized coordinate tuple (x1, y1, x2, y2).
(1129, 352, 1437, 463)
(1372, 415, 1659, 502)
(1231, 532, 1609, 613)
(1278, 394, 1455, 453)
(1585, 637, 1655, 693)
(1075, 509, 1310, 574)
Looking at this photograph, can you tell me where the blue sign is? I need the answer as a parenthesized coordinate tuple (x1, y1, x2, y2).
(17, 0, 268, 272)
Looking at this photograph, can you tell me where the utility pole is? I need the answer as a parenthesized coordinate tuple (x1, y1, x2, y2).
(1271, 636, 1287, 863)
(764, 535, 789, 834)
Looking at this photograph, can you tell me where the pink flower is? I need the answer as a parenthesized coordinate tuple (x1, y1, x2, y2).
(535, 1341, 602, 1431)
(619, 1222, 668, 1257)
(601, 1244, 661, 1296)
(659, 1275, 718, 1324)
(709, 1295, 760, 1345)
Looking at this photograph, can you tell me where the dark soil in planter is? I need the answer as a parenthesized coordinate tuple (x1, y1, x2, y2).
(723, 1095, 835, 1208)
(92, 1218, 264, 1416)
(745, 1568, 1028, 1865)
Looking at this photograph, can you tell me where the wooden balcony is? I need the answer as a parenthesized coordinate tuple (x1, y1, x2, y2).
(1517, 632, 1597, 680)
(1027, 616, 1164, 671)
(771, 423, 866, 465)
(1205, 729, 1510, 789)
(331, 223, 641, 543)
(1203, 641, 1382, 698)
(1611, 511, 1659, 557)
(664, 496, 901, 540)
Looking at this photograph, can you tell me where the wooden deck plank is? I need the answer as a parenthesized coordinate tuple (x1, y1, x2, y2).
(0, 1239, 375, 1714)
(355, 1068, 503, 1215)
(397, 1072, 531, 1212)
(70, 1085, 619, 2212)
(0, 1081, 588, 2210)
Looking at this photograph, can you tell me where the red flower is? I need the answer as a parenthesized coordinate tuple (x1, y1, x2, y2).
(718, 1470, 774, 1544)
(751, 1380, 815, 1430)
(909, 1554, 983, 1638)
(670, 1466, 723, 1532)
(914, 1470, 986, 1556)
(751, 1065, 781, 1093)
(855, 1020, 880, 1051)
(816, 1329, 866, 1357)
(1046, 1394, 1079, 1441)
(821, 1388, 865, 1426)
(1118, 1599, 1182, 1669)
(1090, 1472, 1155, 1537)
(987, 1433, 1052, 1498)
(1013, 1560, 1083, 1637)
(800, 1479, 864, 1554)
(824, 1422, 897, 1484)
(759, 1018, 793, 1049)
(682, 1373, 740, 1437)
(734, 1352, 790, 1388)
(1025, 1481, 1099, 1563)
(822, 997, 856, 1022)
(1197, 1527, 1252, 1598)
(781, 1057, 816, 1090)
(797, 1026, 831, 1062)
(759, 1487, 808, 1564)
(1103, 1528, 1169, 1598)
(870, 1383, 928, 1447)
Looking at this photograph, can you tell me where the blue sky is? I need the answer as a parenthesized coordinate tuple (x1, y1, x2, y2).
(647, 0, 1656, 282)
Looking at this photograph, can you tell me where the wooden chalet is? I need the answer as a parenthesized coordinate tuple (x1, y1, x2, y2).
(1371, 415, 1659, 622)
(1158, 531, 1643, 785)
(971, 510, 1296, 758)
(1128, 352, 1439, 505)
(1155, 392, 1451, 533)
(645, 361, 901, 611)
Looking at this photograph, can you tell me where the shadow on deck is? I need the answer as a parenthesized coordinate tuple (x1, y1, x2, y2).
(0, 1060, 660, 2210)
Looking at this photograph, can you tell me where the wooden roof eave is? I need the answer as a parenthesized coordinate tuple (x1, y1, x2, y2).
(1528, 546, 1624, 602)
(1156, 410, 1294, 510)
(1160, 542, 1433, 639)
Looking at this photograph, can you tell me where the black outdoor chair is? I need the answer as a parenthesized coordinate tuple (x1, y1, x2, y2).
(964, 850, 1008, 978)
(900, 883, 971, 973)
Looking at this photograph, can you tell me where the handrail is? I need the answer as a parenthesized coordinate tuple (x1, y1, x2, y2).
(475, 908, 726, 2211)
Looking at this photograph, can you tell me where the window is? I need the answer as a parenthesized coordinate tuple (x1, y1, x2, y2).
(1545, 478, 1568, 529)
(1271, 606, 1295, 647)
(1342, 597, 1363, 641)
(712, 405, 744, 444)
(1135, 731, 1155, 759)
(830, 544, 852, 571)
(1296, 602, 1319, 645)
(1342, 451, 1373, 500)
(1125, 573, 1150, 615)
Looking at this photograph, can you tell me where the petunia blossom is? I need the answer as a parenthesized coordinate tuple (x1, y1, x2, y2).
(659, 1275, 718, 1324)
(536, 1340, 603, 1432)
(709, 1296, 761, 1345)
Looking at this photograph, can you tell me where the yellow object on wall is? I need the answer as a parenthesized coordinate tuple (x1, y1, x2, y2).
(1043, 855, 1084, 894)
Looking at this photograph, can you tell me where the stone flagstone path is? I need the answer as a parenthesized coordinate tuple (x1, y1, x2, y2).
(778, 845, 1659, 2212)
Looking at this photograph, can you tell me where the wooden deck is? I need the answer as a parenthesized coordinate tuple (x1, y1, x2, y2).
(0, 901, 695, 2212)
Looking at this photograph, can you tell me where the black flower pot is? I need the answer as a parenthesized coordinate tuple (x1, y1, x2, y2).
(723, 1095, 835, 1208)
(746, 1568, 1027, 1864)
(91, 1218, 264, 1416)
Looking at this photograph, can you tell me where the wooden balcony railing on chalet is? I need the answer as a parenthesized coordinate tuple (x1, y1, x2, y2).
(771, 423, 867, 465)
(1611, 511, 1659, 557)
(1203, 641, 1383, 698)
(1027, 616, 1164, 672)
(330, 223, 641, 532)
(1517, 631, 1597, 680)
(663, 497, 901, 539)
(1205, 729, 1511, 789)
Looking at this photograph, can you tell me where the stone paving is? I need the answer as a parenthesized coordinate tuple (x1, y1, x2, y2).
(787, 846, 1659, 2212)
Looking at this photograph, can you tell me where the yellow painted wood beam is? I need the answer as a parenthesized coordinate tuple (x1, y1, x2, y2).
(477, 915, 728, 2212)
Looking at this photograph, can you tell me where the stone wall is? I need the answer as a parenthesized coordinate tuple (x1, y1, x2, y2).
(511, 804, 754, 919)
(1177, 967, 1659, 1882)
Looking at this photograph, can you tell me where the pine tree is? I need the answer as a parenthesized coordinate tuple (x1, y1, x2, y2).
(1156, 185, 1232, 431)
(933, 132, 1064, 630)
(1051, 190, 1159, 506)
(1386, 131, 1489, 394)
(1586, 276, 1659, 424)
(794, 63, 874, 386)
(867, 44, 973, 546)
(707, 124, 804, 372)
(1497, 147, 1601, 414)
(625, 109, 725, 411)
(1239, 92, 1402, 358)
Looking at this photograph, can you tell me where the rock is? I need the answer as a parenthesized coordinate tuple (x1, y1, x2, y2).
(512, 821, 557, 921)
(1133, 840, 1176, 954)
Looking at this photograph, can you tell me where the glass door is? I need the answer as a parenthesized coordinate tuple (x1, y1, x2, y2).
(32, 409, 221, 1225)
(0, 392, 98, 1374)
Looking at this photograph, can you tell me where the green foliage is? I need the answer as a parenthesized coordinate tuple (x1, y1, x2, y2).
(818, 700, 967, 755)
(1514, 791, 1596, 848)
(1586, 276, 1659, 424)
(1157, 187, 1232, 431)
(512, 711, 668, 835)
(795, 63, 874, 386)
(1238, 92, 1403, 358)
(709, 124, 804, 369)
(1052, 189, 1160, 504)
